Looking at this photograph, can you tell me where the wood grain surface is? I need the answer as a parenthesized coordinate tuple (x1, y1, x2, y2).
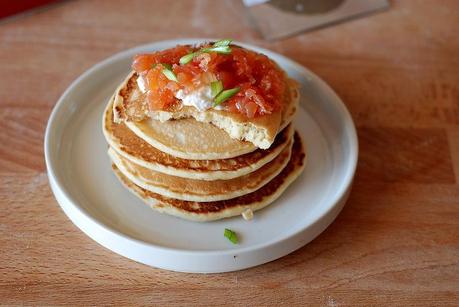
(1, 0, 458, 305)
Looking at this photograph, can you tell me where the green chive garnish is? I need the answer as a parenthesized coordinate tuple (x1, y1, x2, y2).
(179, 53, 196, 65)
(179, 40, 233, 65)
(162, 68, 178, 82)
(224, 228, 238, 244)
(214, 87, 240, 106)
(210, 80, 223, 98)
(213, 39, 233, 47)
(162, 63, 173, 70)
(201, 45, 232, 54)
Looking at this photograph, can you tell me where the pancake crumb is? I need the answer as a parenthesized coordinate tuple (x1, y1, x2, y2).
(242, 208, 254, 221)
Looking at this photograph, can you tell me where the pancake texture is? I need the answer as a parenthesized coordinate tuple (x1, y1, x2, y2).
(111, 132, 306, 222)
(108, 137, 293, 202)
(103, 96, 294, 180)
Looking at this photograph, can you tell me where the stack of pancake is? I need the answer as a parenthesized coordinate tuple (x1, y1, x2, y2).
(102, 72, 306, 222)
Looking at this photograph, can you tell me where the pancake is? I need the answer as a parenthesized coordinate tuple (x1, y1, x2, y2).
(108, 137, 293, 202)
(111, 131, 306, 222)
(144, 76, 299, 149)
(103, 96, 294, 180)
(113, 71, 298, 158)
(114, 43, 300, 149)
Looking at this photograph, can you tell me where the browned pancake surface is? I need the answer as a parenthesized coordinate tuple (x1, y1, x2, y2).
(114, 132, 305, 214)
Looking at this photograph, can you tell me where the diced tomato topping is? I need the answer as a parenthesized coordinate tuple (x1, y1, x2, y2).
(132, 43, 286, 118)
(143, 65, 177, 110)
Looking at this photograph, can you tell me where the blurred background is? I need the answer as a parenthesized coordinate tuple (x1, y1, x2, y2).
(1, 1, 457, 175)
(1, 1, 459, 305)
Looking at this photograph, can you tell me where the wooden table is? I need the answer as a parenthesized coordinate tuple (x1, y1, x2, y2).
(1, 0, 458, 305)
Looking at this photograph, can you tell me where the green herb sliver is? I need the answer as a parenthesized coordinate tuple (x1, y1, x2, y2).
(162, 67, 178, 82)
(213, 39, 233, 47)
(179, 39, 233, 65)
(210, 80, 224, 98)
(162, 63, 173, 70)
(201, 45, 232, 54)
(224, 228, 238, 244)
(214, 87, 240, 106)
(179, 53, 196, 65)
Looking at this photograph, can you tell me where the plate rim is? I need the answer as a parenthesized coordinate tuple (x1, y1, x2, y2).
(44, 39, 358, 263)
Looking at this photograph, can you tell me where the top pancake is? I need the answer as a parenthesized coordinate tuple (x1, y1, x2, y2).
(144, 75, 300, 149)
(113, 71, 299, 156)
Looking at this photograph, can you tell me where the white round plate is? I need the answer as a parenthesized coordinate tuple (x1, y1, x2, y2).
(45, 39, 358, 273)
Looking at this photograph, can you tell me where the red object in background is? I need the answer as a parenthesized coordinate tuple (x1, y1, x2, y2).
(0, 0, 60, 19)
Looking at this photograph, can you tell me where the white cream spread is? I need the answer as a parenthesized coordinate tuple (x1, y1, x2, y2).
(137, 75, 223, 111)
(137, 75, 147, 93)
(175, 86, 215, 111)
